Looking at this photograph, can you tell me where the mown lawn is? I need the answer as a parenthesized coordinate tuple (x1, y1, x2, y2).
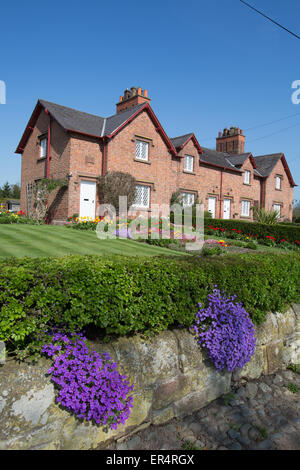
(0, 225, 185, 258)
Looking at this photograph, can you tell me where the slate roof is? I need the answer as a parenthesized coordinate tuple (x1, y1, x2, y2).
(170, 133, 193, 149)
(39, 100, 105, 137)
(227, 153, 252, 167)
(16, 100, 150, 152)
(199, 147, 242, 172)
(253, 154, 282, 177)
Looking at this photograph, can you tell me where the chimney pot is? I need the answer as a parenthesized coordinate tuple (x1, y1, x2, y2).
(116, 86, 151, 113)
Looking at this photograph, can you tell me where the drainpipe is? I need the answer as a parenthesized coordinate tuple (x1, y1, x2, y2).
(44, 109, 51, 223)
(45, 109, 51, 179)
(219, 168, 224, 219)
(102, 137, 107, 175)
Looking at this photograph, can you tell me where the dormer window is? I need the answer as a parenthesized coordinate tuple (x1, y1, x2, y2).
(136, 140, 149, 161)
(40, 137, 47, 158)
(275, 176, 281, 190)
(184, 155, 194, 172)
(244, 170, 250, 185)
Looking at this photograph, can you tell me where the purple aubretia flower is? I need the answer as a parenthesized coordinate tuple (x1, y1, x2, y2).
(192, 288, 256, 372)
(42, 331, 134, 429)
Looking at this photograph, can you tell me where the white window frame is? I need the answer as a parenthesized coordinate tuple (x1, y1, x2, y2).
(241, 200, 250, 217)
(273, 204, 281, 219)
(275, 176, 281, 190)
(133, 184, 150, 209)
(184, 155, 194, 173)
(244, 170, 250, 185)
(40, 137, 47, 159)
(135, 140, 149, 162)
(181, 192, 195, 207)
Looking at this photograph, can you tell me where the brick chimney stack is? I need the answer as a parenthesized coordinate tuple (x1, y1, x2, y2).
(116, 87, 151, 113)
(216, 127, 245, 154)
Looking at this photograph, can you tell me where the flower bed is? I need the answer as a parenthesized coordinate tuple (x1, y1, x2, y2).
(206, 224, 300, 251)
(0, 207, 39, 225)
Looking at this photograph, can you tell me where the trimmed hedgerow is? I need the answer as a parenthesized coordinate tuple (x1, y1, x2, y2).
(0, 252, 299, 358)
(203, 218, 300, 243)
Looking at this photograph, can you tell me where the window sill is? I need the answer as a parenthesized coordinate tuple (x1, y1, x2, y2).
(275, 188, 282, 191)
(183, 170, 196, 175)
(37, 156, 49, 162)
(240, 215, 251, 219)
(134, 159, 151, 165)
(131, 206, 150, 211)
(243, 183, 251, 186)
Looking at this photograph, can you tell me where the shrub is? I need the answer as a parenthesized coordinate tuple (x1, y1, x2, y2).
(97, 172, 137, 214)
(0, 252, 299, 358)
(191, 288, 256, 372)
(201, 246, 223, 256)
(42, 330, 134, 429)
(252, 207, 280, 225)
(246, 241, 258, 250)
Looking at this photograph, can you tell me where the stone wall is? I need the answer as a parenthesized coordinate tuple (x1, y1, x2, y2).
(0, 305, 299, 450)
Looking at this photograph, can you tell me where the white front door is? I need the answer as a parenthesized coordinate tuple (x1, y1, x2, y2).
(80, 180, 96, 219)
(208, 197, 216, 218)
(223, 198, 231, 219)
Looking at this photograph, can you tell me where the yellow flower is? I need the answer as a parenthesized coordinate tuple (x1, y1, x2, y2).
(219, 240, 224, 243)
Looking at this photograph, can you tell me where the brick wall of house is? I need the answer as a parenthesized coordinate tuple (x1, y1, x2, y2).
(68, 134, 103, 218)
(263, 158, 294, 221)
(20, 110, 71, 220)
(106, 109, 177, 217)
(222, 158, 261, 221)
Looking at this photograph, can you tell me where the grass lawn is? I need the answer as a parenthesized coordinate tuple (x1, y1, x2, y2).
(0, 225, 186, 258)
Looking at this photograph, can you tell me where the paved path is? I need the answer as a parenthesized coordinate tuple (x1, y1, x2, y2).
(107, 369, 300, 451)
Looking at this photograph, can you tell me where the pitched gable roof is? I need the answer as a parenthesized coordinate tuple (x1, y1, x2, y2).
(253, 154, 282, 177)
(16, 100, 178, 156)
(39, 100, 105, 137)
(170, 133, 203, 155)
(253, 153, 297, 187)
(170, 133, 193, 149)
(199, 147, 242, 172)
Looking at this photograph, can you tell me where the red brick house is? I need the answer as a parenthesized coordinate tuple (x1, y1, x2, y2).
(16, 87, 297, 222)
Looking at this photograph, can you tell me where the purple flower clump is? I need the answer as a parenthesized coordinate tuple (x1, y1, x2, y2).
(42, 331, 134, 430)
(192, 288, 256, 372)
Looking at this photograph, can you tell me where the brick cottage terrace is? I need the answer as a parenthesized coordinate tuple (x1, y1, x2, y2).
(16, 86, 296, 223)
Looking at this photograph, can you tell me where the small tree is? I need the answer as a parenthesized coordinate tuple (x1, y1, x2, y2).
(1, 182, 11, 198)
(97, 172, 137, 215)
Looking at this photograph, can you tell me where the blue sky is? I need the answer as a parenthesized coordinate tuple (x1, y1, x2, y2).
(1, 0, 300, 202)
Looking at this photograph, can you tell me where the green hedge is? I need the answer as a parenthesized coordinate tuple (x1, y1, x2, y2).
(1, 252, 299, 358)
(204, 218, 300, 243)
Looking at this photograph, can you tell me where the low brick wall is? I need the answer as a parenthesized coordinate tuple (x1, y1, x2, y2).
(0, 305, 299, 450)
